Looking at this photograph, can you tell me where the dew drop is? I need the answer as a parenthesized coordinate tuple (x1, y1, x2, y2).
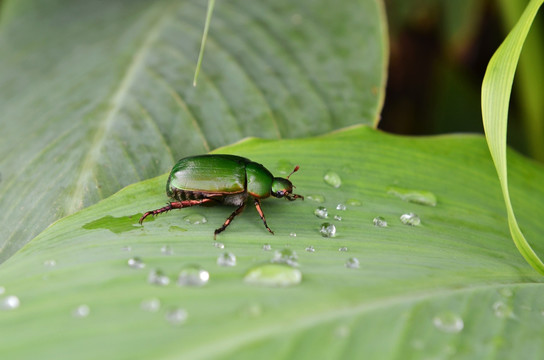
(244, 263, 302, 287)
(492, 301, 514, 319)
(128, 257, 145, 269)
(305, 245, 315, 253)
(214, 242, 225, 249)
(333, 215, 342, 221)
(432, 312, 464, 333)
(1, 295, 20, 310)
(272, 248, 299, 266)
(323, 171, 342, 188)
(276, 160, 295, 175)
(314, 206, 328, 219)
(289, 232, 297, 237)
(320, 223, 336, 237)
(73, 304, 90, 318)
(499, 288, 513, 298)
(345, 257, 360, 269)
(43, 259, 57, 267)
(148, 268, 170, 286)
(161, 245, 174, 256)
(338, 246, 348, 252)
(165, 308, 188, 325)
(373, 216, 388, 227)
(387, 186, 437, 206)
(177, 265, 209, 287)
(346, 198, 361, 206)
(336, 204, 347, 211)
(141, 298, 161, 312)
(183, 213, 208, 225)
(262, 244, 272, 251)
(306, 194, 325, 203)
(217, 252, 237, 267)
(400, 213, 421, 226)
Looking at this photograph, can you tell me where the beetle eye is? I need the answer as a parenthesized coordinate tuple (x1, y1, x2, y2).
(275, 190, 285, 197)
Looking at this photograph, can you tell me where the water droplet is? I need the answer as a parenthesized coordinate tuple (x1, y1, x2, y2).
(323, 171, 342, 188)
(73, 304, 90, 318)
(262, 244, 272, 251)
(217, 252, 237, 267)
(128, 257, 145, 269)
(314, 206, 328, 219)
(43, 259, 56, 267)
(244, 263, 302, 287)
(276, 159, 295, 175)
(336, 204, 347, 211)
(121, 246, 132, 252)
(492, 301, 514, 319)
(306, 194, 325, 203)
(165, 308, 188, 325)
(0, 286, 4, 295)
(373, 216, 388, 227)
(400, 213, 421, 226)
(213, 242, 225, 249)
(148, 268, 170, 286)
(333, 215, 342, 221)
(345, 257, 360, 269)
(346, 198, 361, 206)
(433, 312, 464, 333)
(305, 245, 315, 253)
(499, 288, 513, 297)
(387, 186, 437, 206)
(338, 246, 348, 252)
(141, 298, 161, 312)
(320, 223, 336, 237)
(1, 295, 20, 310)
(161, 245, 173, 256)
(272, 248, 298, 266)
(183, 213, 207, 225)
(289, 232, 297, 237)
(177, 265, 209, 287)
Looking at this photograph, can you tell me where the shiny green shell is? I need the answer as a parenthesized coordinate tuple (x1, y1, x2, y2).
(166, 155, 274, 199)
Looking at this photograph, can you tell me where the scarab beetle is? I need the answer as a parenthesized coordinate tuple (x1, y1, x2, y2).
(139, 154, 303, 238)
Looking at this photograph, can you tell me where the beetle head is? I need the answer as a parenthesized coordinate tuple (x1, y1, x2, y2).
(271, 166, 304, 201)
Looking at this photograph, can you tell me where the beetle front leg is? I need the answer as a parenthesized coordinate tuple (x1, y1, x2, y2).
(253, 198, 274, 235)
(214, 203, 246, 240)
(139, 199, 214, 224)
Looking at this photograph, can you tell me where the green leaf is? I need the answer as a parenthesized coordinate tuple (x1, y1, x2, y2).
(0, 0, 387, 261)
(1, 126, 544, 359)
(481, 0, 544, 275)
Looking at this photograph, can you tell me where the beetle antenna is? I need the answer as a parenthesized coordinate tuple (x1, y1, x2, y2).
(287, 165, 300, 179)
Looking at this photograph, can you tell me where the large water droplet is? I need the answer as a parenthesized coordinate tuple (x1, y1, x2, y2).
(217, 252, 237, 267)
(336, 204, 347, 211)
(165, 308, 188, 325)
(73, 304, 90, 318)
(1, 295, 20, 310)
(177, 266, 209, 287)
(306, 194, 325, 203)
(492, 301, 514, 319)
(161, 245, 173, 256)
(141, 298, 161, 312)
(373, 216, 388, 227)
(272, 248, 298, 266)
(324, 171, 342, 188)
(276, 160, 295, 175)
(320, 223, 336, 237)
(314, 206, 328, 219)
(345, 257, 360, 269)
(387, 186, 437, 206)
(183, 213, 208, 225)
(432, 312, 464, 333)
(148, 269, 170, 286)
(128, 257, 145, 269)
(244, 263, 302, 287)
(400, 213, 421, 226)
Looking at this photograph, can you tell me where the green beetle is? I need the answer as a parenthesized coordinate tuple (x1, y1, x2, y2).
(139, 154, 303, 238)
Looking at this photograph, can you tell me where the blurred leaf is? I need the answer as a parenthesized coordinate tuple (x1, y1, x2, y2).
(482, 0, 544, 275)
(0, 0, 387, 261)
(1, 126, 544, 359)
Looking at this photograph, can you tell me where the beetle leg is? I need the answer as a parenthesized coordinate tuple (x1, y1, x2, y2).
(253, 198, 274, 235)
(214, 203, 246, 240)
(139, 199, 214, 224)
